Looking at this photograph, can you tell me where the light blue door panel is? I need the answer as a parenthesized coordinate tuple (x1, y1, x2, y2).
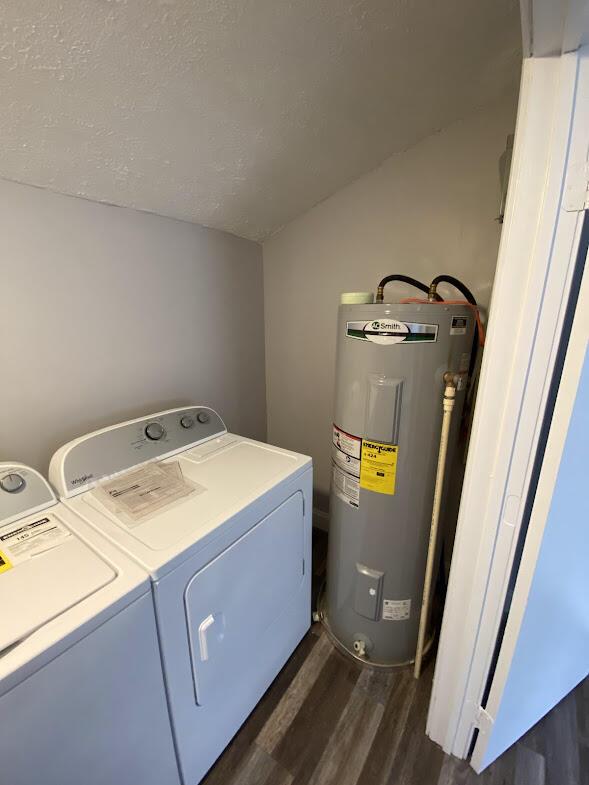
(483, 347, 589, 766)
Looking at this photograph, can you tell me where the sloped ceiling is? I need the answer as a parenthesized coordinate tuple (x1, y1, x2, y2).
(0, 0, 521, 241)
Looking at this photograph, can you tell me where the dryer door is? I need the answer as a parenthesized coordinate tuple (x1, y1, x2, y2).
(185, 491, 306, 708)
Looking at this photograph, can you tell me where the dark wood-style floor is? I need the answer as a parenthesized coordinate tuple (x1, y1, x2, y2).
(203, 531, 589, 785)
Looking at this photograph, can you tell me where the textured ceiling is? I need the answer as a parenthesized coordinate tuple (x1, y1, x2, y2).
(0, 0, 521, 241)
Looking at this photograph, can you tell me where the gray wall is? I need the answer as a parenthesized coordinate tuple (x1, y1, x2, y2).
(263, 93, 519, 508)
(1, 180, 266, 473)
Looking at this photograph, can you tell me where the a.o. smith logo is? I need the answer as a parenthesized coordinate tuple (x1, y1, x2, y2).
(346, 319, 438, 345)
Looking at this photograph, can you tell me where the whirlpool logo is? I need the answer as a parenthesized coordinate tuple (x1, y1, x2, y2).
(71, 473, 94, 486)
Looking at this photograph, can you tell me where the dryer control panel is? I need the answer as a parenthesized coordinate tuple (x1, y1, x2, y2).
(49, 407, 227, 497)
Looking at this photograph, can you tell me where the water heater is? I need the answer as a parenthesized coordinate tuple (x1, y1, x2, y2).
(323, 293, 475, 667)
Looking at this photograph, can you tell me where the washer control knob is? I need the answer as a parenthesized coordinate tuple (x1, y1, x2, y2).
(180, 415, 195, 429)
(145, 422, 165, 441)
(0, 473, 25, 493)
(197, 411, 210, 424)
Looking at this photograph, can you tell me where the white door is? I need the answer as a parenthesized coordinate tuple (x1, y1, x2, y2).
(471, 237, 589, 770)
(427, 46, 589, 765)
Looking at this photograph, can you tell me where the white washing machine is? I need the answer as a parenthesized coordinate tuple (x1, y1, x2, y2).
(0, 462, 180, 785)
(49, 406, 313, 785)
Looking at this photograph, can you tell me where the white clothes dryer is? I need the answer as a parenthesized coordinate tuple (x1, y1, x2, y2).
(49, 406, 313, 785)
(0, 463, 180, 785)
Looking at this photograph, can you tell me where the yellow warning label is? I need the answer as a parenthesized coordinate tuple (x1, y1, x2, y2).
(360, 440, 398, 495)
(0, 550, 13, 575)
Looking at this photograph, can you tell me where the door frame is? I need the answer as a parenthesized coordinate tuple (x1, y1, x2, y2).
(426, 47, 589, 762)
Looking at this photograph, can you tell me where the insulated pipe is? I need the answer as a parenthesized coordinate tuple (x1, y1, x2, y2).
(375, 275, 438, 303)
(414, 377, 456, 679)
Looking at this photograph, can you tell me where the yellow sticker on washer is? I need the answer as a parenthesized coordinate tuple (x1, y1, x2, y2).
(0, 550, 13, 575)
(360, 440, 398, 495)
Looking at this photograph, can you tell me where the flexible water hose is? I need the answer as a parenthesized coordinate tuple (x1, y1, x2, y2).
(376, 275, 441, 302)
(429, 275, 477, 305)
(414, 378, 456, 679)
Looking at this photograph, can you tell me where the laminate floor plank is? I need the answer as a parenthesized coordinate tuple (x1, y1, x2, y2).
(356, 670, 417, 785)
(486, 744, 517, 785)
(437, 755, 481, 785)
(524, 688, 581, 785)
(576, 675, 589, 783)
(578, 679, 589, 733)
(513, 744, 546, 785)
(306, 680, 384, 785)
(356, 666, 397, 706)
(579, 745, 589, 785)
(542, 690, 582, 785)
(271, 647, 360, 785)
(382, 665, 445, 785)
(231, 744, 293, 785)
(257, 632, 333, 755)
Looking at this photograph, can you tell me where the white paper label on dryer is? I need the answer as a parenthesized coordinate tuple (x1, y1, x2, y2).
(382, 598, 411, 621)
(0, 514, 71, 565)
(332, 464, 360, 509)
(93, 461, 204, 527)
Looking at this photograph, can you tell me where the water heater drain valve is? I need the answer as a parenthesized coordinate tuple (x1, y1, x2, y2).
(353, 639, 367, 658)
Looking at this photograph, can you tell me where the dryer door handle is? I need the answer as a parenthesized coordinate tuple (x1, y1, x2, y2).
(198, 614, 215, 661)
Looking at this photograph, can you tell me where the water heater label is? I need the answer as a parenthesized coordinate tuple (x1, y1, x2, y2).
(450, 316, 469, 335)
(332, 464, 360, 508)
(346, 320, 438, 344)
(383, 598, 411, 621)
(332, 424, 361, 477)
(360, 440, 398, 495)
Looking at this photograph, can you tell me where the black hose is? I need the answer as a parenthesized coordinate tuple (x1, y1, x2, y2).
(376, 274, 442, 302)
(430, 275, 477, 305)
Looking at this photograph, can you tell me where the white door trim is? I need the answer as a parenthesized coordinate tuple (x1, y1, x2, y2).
(426, 48, 589, 759)
(520, 0, 589, 57)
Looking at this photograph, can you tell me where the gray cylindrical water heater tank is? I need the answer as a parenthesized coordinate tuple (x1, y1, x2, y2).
(324, 300, 475, 666)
